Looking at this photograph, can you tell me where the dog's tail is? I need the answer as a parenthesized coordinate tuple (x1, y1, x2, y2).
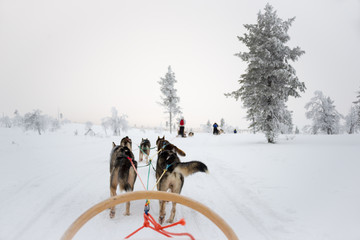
(175, 147, 186, 157)
(174, 161, 208, 177)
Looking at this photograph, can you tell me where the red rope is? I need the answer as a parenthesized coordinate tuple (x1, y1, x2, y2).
(124, 213, 195, 239)
(127, 157, 147, 190)
(125, 156, 195, 239)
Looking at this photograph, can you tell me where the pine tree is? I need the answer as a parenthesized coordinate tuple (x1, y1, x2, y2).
(345, 105, 359, 134)
(220, 118, 225, 128)
(305, 91, 342, 135)
(158, 66, 182, 134)
(353, 87, 360, 128)
(295, 126, 300, 134)
(225, 3, 305, 143)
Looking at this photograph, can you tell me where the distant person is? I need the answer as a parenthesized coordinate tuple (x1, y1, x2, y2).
(234, 129, 237, 134)
(179, 117, 185, 137)
(213, 122, 219, 135)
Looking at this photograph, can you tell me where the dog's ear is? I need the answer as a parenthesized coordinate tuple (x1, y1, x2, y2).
(112, 142, 116, 148)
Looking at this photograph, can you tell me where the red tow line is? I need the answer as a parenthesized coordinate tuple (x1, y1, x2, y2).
(125, 212, 195, 239)
(125, 156, 195, 239)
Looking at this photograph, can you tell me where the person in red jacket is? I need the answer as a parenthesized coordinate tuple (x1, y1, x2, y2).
(179, 118, 185, 137)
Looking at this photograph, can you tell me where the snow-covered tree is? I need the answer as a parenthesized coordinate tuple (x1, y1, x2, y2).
(12, 110, 23, 127)
(295, 126, 300, 134)
(305, 91, 342, 135)
(0, 115, 12, 128)
(84, 121, 95, 136)
(345, 105, 359, 134)
(101, 107, 129, 136)
(207, 120, 211, 129)
(48, 116, 61, 132)
(158, 66, 182, 134)
(220, 118, 225, 128)
(225, 4, 305, 143)
(353, 87, 360, 128)
(201, 120, 212, 133)
(101, 120, 109, 136)
(279, 107, 294, 134)
(23, 109, 46, 135)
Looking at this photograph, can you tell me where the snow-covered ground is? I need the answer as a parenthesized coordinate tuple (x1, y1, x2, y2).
(1, 124, 359, 240)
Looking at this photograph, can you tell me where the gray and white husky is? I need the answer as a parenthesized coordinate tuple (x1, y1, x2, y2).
(109, 137, 137, 218)
(139, 138, 151, 163)
(155, 136, 208, 224)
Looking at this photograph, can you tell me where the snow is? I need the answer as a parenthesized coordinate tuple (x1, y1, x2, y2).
(1, 124, 359, 240)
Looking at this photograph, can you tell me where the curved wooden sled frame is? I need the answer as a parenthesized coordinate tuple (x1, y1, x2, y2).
(61, 191, 238, 240)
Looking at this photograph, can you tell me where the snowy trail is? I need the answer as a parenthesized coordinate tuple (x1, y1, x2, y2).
(1, 125, 360, 240)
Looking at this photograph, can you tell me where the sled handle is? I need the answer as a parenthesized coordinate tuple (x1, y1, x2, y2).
(61, 191, 238, 240)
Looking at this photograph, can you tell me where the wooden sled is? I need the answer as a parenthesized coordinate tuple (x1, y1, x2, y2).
(61, 191, 238, 239)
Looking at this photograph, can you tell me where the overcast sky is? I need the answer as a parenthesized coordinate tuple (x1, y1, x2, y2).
(1, 0, 359, 130)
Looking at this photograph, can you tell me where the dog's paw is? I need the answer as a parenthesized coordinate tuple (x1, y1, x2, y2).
(166, 218, 174, 224)
(158, 216, 165, 225)
(124, 211, 130, 216)
(109, 210, 115, 218)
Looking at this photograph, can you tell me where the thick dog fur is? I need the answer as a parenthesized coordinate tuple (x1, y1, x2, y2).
(110, 136, 132, 173)
(120, 136, 132, 150)
(155, 137, 208, 224)
(139, 138, 151, 163)
(109, 141, 137, 218)
(156, 136, 186, 157)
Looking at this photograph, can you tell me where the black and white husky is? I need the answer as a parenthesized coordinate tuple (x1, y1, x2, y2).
(109, 137, 137, 218)
(155, 136, 208, 224)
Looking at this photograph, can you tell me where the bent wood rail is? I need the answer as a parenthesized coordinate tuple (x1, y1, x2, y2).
(61, 191, 238, 240)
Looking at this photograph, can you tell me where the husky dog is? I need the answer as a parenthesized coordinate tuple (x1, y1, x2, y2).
(120, 136, 132, 150)
(155, 137, 208, 224)
(156, 136, 186, 157)
(110, 136, 132, 173)
(139, 138, 151, 163)
(109, 141, 137, 218)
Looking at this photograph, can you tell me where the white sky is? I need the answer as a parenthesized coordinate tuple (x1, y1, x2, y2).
(1, 0, 359, 130)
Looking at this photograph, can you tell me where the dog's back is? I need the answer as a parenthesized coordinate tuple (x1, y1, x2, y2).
(140, 138, 151, 151)
(111, 146, 136, 191)
(156, 136, 186, 156)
